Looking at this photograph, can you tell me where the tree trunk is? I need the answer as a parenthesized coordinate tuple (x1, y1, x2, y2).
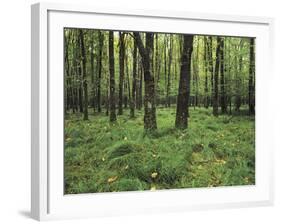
(97, 31, 103, 113)
(235, 40, 243, 112)
(175, 34, 194, 129)
(90, 31, 96, 110)
(204, 37, 209, 108)
(108, 31, 117, 122)
(76, 31, 83, 114)
(134, 32, 157, 131)
(118, 32, 125, 115)
(207, 37, 214, 106)
(249, 38, 255, 115)
(130, 38, 137, 118)
(166, 35, 173, 107)
(220, 37, 227, 114)
(213, 37, 221, 116)
(79, 29, 88, 120)
(64, 31, 70, 112)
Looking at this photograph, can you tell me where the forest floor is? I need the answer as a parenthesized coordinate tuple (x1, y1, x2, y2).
(64, 106, 255, 194)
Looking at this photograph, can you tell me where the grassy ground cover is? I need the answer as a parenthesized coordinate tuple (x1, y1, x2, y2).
(64, 107, 255, 194)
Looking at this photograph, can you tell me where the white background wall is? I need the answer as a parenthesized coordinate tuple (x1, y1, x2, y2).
(0, 0, 279, 223)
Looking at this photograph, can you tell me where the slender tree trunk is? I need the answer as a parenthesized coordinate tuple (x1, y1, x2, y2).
(155, 34, 161, 105)
(97, 31, 103, 113)
(235, 41, 243, 112)
(175, 34, 194, 129)
(138, 62, 143, 110)
(166, 35, 173, 107)
(220, 37, 227, 114)
(249, 38, 255, 115)
(118, 32, 125, 115)
(125, 52, 131, 110)
(76, 32, 84, 114)
(204, 37, 209, 108)
(130, 38, 137, 118)
(134, 32, 157, 131)
(207, 37, 214, 106)
(79, 29, 88, 120)
(90, 31, 96, 110)
(64, 32, 70, 112)
(213, 37, 221, 116)
(108, 31, 117, 122)
(164, 35, 167, 107)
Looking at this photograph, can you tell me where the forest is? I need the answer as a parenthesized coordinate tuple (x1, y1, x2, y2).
(64, 28, 255, 194)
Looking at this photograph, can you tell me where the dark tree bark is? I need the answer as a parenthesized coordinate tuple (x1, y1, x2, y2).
(134, 32, 157, 131)
(155, 34, 161, 105)
(76, 31, 83, 114)
(204, 37, 209, 108)
(79, 29, 88, 120)
(164, 35, 167, 107)
(235, 41, 243, 112)
(194, 38, 200, 107)
(90, 31, 96, 110)
(249, 38, 255, 115)
(108, 31, 117, 122)
(207, 37, 214, 106)
(118, 32, 125, 115)
(220, 37, 227, 114)
(136, 59, 143, 110)
(130, 38, 137, 118)
(213, 37, 221, 117)
(175, 34, 194, 129)
(166, 35, 173, 107)
(64, 31, 70, 112)
(97, 31, 103, 113)
(126, 51, 131, 103)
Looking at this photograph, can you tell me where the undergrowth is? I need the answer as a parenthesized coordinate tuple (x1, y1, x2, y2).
(64, 107, 255, 194)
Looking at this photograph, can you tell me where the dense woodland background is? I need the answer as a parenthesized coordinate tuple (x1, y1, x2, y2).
(64, 29, 255, 127)
(64, 28, 255, 193)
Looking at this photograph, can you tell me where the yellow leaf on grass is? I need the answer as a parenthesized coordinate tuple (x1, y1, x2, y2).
(215, 159, 226, 165)
(107, 176, 118, 183)
(151, 172, 158, 178)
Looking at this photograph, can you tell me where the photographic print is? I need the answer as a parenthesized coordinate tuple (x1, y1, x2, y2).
(64, 28, 255, 194)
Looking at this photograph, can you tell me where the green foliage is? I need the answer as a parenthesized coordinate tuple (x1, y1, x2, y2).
(64, 107, 255, 194)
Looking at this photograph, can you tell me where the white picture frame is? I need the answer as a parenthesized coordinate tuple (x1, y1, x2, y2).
(31, 2, 274, 221)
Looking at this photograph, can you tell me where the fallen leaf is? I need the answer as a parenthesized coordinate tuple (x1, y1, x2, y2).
(107, 176, 118, 183)
(151, 172, 158, 178)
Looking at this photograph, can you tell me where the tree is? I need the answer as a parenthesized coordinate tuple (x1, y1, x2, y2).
(166, 35, 173, 107)
(235, 40, 243, 112)
(79, 29, 89, 120)
(134, 32, 157, 131)
(207, 37, 214, 106)
(108, 31, 117, 122)
(175, 34, 194, 129)
(249, 38, 255, 115)
(90, 31, 96, 110)
(220, 37, 227, 114)
(118, 32, 125, 115)
(130, 38, 137, 118)
(203, 37, 209, 108)
(76, 31, 83, 114)
(213, 37, 221, 116)
(97, 31, 103, 113)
